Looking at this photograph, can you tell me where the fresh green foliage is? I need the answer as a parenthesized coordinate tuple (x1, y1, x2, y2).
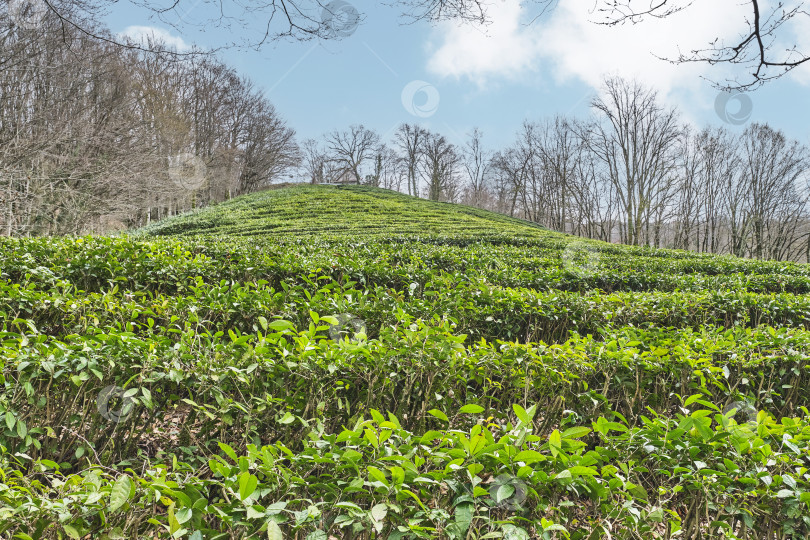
(134, 185, 552, 240)
(1, 186, 809, 539)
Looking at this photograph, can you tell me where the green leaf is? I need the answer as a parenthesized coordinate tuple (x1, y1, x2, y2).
(495, 483, 515, 502)
(335, 501, 363, 510)
(370, 503, 387, 522)
(218, 442, 238, 462)
(549, 429, 562, 458)
(419, 430, 444, 443)
(109, 475, 132, 513)
(561, 427, 591, 439)
(247, 506, 266, 519)
(389, 466, 405, 486)
(62, 525, 81, 539)
(367, 466, 388, 485)
(693, 418, 714, 441)
(513, 404, 531, 424)
(459, 404, 484, 414)
(454, 502, 473, 532)
(168, 504, 180, 534)
(540, 519, 568, 533)
(684, 394, 703, 407)
(469, 433, 487, 456)
(267, 521, 283, 540)
(555, 470, 572, 480)
(568, 466, 598, 476)
(513, 450, 546, 464)
(239, 472, 258, 501)
(370, 503, 387, 533)
(175, 507, 193, 524)
(428, 409, 448, 422)
(268, 320, 295, 332)
(266, 501, 287, 514)
(594, 419, 628, 433)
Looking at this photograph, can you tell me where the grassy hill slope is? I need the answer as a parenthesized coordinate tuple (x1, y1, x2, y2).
(1, 185, 809, 539)
(137, 184, 553, 240)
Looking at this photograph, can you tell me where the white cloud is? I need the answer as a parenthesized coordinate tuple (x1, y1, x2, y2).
(427, 0, 752, 98)
(541, 0, 752, 91)
(425, 0, 544, 87)
(119, 26, 190, 51)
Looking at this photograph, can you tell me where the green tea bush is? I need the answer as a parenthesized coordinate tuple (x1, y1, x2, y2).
(1, 186, 808, 539)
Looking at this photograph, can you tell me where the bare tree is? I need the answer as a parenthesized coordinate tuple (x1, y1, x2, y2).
(325, 124, 380, 184)
(364, 143, 402, 190)
(0, 10, 300, 235)
(421, 131, 458, 201)
(534, 116, 581, 232)
(390, 0, 490, 23)
(461, 127, 491, 207)
(236, 100, 300, 194)
(672, 127, 736, 253)
(697, 129, 737, 254)
(491, 142, 532, 218)
(394, 123, 427, 197)
(16, 0, 476, 51)
(566, 141, 615, 241)
(301, 139, 327, 184)
(7, 0, 363, 50)
(739, 123, 809, 260)
(584, 77, 682, 246)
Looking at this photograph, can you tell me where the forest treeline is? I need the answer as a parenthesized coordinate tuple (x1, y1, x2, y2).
(0, 8, 299, 235)
(305, 78, 810, 262)
(2, 7, 809, 262)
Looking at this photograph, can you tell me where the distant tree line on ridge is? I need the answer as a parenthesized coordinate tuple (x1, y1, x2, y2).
(304, 77, 810, 262)
(0, 8, 299, 235)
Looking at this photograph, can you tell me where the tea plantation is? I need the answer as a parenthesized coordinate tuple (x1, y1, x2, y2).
(2, 185, 809, 539)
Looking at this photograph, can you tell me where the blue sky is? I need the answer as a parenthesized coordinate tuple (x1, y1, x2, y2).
(108, 1, 810, 150)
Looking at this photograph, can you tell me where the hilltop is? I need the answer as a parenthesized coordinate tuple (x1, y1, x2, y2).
(137, 184, 552, 241)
